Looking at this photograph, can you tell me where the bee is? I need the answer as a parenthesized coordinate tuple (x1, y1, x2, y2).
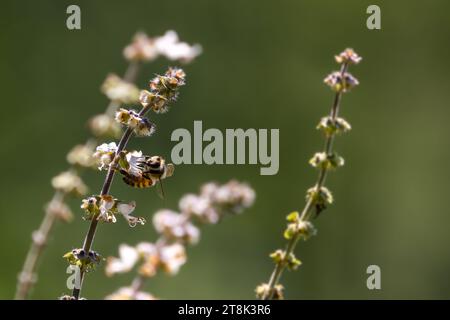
(120, 170, 155, 188)
(141, 155, 175, 198)
(118, 153, 174, 198)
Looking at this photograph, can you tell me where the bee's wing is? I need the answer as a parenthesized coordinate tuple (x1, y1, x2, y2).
(165, 164, 175, 178)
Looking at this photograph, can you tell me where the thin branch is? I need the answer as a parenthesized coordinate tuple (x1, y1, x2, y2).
(262, 62, 350, 300)
(15, 61, 141, 300)
(72, 105, 150, 299)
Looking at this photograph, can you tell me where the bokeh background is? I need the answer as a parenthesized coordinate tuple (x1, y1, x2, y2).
(1, 0, 450, 299)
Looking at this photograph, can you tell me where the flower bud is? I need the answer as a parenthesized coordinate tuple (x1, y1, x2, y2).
(335, 48, 362, 65)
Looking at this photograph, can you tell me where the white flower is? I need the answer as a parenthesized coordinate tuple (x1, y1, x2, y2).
(51, 171, 88, 196)
(179, 194, 219, 224)
(117, 201, 146, 227)
(136, 242, 158, 257)
(98, 196, 117, 223)
(136, 242, 159, 277)
(105, 244, 139, 277)
(155, 30, 202, 63)
(93, 142, 118, 170)
(125, 150, 144, 177)
(101, 74, 140, 104)
(105, 287, 156, 300)
(96, 142, 118, 153)
(89, 114, 122, 139)
(123, 32, 159, 62)
(67, 144, 95, 168)
(214, 181, 256, 213)
(200, 182, 219, 199)
(159, 243, 187, 275)
(153, 209, 200, 244)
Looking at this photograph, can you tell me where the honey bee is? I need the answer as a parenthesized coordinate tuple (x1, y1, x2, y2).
(118, 154, 174, 198)
(120, 170, 155, 188)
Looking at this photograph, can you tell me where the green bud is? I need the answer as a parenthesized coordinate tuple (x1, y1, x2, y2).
(284, 223, 297, 240)
(286, 253, 302, 270)
(269, 249, 285, 264)
(286, 211, 299, 222)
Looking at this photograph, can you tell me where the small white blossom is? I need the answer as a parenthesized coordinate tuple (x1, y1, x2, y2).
(125, 150, 144, 177)
(66, 144, 95, 168)
(159, 243, 187, 275)
(117, 201, 146, 227)
(155, 30, 202, 63)
(89, 114, 122, 139)
(153, 210, 200, 244)
(136, 242, 159, 277)
(200, 182, 220, 199)
(105, 287, 156, 300)
(123, 31, 201, 63)
(123, 32, 159, 62)
(98, 195, 117, 223)
(51, 171, 88, 196)
(96, 142, 118, 153)
(214, 181, 256, 213)
(101, 74, 140, 104)
(105, 244, 139, 277)
(136, 242, 158, 257)
(179, 194, 219, 224)
(93, 142, 118, 170)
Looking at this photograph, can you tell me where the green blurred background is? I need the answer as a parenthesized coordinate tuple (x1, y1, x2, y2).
(1, 0, 450, 299)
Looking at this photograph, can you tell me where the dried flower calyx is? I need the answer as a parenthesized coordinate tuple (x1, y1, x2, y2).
(255, 283, 284, 300)
(309, 152, 344, 170)
(80, 195, 145, 227)
(115, 108, 156, 137)
(63, 248, 102, 272)
(324, 71, 359, 92)
(270, 249, 302, 270)
(317, 116, 351, 136)
(139, 67, 186, 113)
(306, 186, 334, 215)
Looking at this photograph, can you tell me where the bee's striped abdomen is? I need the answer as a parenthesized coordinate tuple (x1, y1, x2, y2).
(122, 175, 153, 188)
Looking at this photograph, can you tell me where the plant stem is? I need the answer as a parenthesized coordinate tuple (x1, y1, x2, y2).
(262, 62, 349, 300)
(72, 105, 150, 299)
(16, 62, 141, 300)
(15, 191, 65, 300)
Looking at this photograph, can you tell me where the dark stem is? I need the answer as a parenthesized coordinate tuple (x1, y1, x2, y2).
(72, 106, 149, 299)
